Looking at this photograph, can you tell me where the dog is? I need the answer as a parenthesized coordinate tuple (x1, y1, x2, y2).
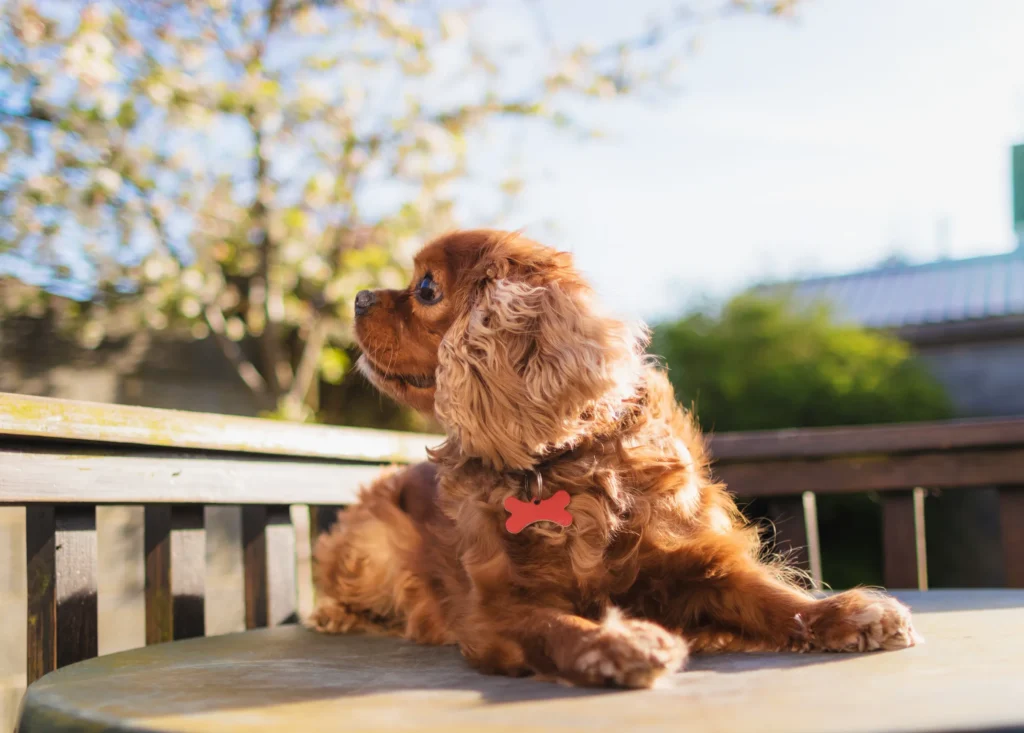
(309, 229, 919, 688)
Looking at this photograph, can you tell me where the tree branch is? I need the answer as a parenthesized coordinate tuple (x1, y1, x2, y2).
(244, 0, 291, 400)
(0, 106, 53, 124)
(280, 316, 329, 420)
(109, 328, 153, 376)
(246, 114, 292, 398)
(204, 304, 275, 406)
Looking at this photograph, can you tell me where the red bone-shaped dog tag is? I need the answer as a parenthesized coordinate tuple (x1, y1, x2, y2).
(504, 490, 572, 534)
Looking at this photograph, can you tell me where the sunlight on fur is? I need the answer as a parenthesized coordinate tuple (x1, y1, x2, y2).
(309, 229, 919, 688)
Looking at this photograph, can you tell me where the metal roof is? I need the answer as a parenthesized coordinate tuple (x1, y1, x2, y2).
(764, 249, 1024, 329)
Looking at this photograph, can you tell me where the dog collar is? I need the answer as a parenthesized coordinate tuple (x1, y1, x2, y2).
(504, 471, 572, 534)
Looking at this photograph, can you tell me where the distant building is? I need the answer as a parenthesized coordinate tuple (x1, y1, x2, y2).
(772, 142, 1024, 419)
(765, 245, 1024, 588)
(774, 246, 1024, 417)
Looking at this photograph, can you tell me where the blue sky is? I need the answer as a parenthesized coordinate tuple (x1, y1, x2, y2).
(6, 0, 1022, 321)
(497, 0, 1024, 320)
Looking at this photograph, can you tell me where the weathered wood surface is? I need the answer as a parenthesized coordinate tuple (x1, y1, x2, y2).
(18, 591, 1024, 733)
(54, 508, 98, 670)
(714, 447, 1024, 496)
(800, 492, 822, 588)
(24, 507, 55, 685)
(1, 508, 28, 733)
(881, 489, 929, 590)
(0, 392, 436, 462)
(242, 506, 268, 630)
(7, 441, 1021, 507)
(170, 507, 206, 640)
(144, 506, 173, 645)
(96, 506, 146, 656)
(0, 446, 390, 505)
(266, 507, 298, 626)
(6, 389, 1024, 470)
(1000, 487, 1024, 588)
(202, 507, 246, 637)
(710, 416, 1024, 460)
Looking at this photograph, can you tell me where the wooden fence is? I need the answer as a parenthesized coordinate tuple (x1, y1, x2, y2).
(713, 419, 1024, 590)
(0, 392, 435, 719)
(1, 393, 1023, 728)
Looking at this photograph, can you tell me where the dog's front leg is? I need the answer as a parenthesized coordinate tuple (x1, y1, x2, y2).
(459, 606, 688, 688)
(640, 542, 920, 653)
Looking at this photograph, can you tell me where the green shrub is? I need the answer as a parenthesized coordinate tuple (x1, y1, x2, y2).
(651, 293, 952, 588)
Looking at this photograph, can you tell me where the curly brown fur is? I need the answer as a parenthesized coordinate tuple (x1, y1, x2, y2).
(311, 229, 921, 688)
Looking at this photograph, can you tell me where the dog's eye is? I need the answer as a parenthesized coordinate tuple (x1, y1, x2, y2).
(415, 273, 442, 305)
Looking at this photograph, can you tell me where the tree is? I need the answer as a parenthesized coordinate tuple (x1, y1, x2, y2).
(0, 0, 799, 422)
(651, 293, 952, 588)
(651, 293, 952, 432)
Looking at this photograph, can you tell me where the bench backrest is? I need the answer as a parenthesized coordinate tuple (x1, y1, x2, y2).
(0, 393, 435, 699)
(714, 418, 1024, 590)
(2, 392, 1023, 724)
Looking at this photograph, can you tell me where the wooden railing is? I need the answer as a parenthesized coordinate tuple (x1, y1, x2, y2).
(0, 393, 436, 701)
(1, 392, 1023, 717)
(712, 419, 1024, 590)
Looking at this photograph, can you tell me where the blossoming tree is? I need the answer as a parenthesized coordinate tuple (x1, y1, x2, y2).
(0, 0, 797, 421)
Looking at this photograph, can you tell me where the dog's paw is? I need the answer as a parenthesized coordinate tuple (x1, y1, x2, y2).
(570, 614, 688, 688)
(306, 598, 353, 633)
(306, 598, 400, 635)
(802, 590, 922, 652)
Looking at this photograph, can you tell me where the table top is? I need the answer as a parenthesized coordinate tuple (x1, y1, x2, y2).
(18, 590, 1024, 733)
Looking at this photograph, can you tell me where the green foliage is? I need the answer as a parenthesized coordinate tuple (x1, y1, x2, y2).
(0, 0, 800, 425)
(652, 293, 952, 589)
(651, 293, 952, 432)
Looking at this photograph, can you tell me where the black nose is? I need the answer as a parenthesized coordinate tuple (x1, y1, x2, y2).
(354, 290, 376, 317)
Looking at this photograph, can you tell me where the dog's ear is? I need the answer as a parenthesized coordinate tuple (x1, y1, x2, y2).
(435, 253, 645, 470)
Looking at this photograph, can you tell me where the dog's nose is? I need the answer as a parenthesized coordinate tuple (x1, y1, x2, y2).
(354, 290, 376, 317)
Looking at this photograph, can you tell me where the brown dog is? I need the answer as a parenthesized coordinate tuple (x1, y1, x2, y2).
(310, 229, 919, 688)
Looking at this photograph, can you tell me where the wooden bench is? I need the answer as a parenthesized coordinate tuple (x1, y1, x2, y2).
(0, 393, 436, 730)
(2, 393, 1023, 731)
(16, 589, 1024, 733)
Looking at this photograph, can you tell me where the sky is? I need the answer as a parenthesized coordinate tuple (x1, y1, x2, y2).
(6, 0, 1023, 322)
(499, 0, 1024, 320)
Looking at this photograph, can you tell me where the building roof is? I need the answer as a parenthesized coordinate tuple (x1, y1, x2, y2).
(767, 248, 1024, 329)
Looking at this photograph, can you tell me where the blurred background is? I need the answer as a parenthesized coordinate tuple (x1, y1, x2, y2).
(2, 0, 1023, 606)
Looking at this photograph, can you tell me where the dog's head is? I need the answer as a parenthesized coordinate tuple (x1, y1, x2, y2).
(354, 229, 646, 470)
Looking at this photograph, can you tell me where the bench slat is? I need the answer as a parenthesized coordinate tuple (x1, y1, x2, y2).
(144, 506, 173, 645)
(171, 507, 206, 640)
(95, 506, 146, 656)
(203, 507, 246, 636)
(267, 507, 297, 626)
(242, 507, 268, 630)
(55, 507, 98, 668)
(999, 487, 1024, 588)
(882, 489, 928, 590)
(0, 392, 436, 463)
(25, 506, 56, 684)
(710, 417, 1024, 461)
(716, 448, 1024, 496)
(291, 506, 316, 623)
(802, 492, 823, 589)
(0, 446, 385, 505)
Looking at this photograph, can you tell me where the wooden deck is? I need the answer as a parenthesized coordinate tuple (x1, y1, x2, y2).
(18, 591, 1024, 733)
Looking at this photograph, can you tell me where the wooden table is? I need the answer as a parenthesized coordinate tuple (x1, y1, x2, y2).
(17, 591, 1024, 733)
